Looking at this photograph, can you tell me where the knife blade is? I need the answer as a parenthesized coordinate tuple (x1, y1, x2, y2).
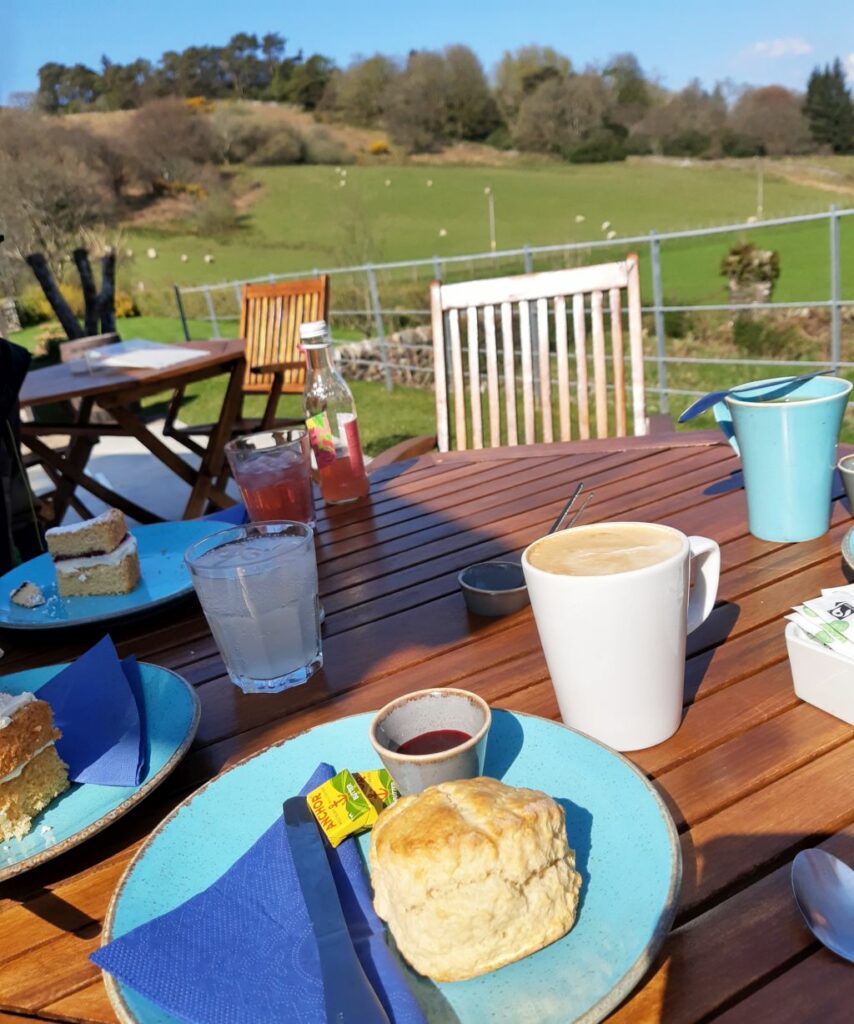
(283, 797, 391, 1024)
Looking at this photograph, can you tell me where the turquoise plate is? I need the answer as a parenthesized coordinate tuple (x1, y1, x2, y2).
(0, 519, 225, 630)
(102, 710, 680, 1024)
(0, 662, 200, 883)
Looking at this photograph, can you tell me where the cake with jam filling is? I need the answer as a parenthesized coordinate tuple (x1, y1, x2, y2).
(45, 509, 141, 598)
(0, 692, 69, 841)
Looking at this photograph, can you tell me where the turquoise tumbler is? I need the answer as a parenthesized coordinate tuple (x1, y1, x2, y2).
(713, 375, 852, 542)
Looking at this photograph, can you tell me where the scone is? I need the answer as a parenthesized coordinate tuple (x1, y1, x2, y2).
(369, 776, 581, 981)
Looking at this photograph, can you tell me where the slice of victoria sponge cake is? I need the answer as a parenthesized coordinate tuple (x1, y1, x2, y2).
(45, 509, 141, 598)
(0, 692, 69, 841)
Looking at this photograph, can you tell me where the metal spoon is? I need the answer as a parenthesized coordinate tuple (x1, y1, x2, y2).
(549, 482, 584, 533)
(791, 848, 854, 963)
(678, 370, 833, 424)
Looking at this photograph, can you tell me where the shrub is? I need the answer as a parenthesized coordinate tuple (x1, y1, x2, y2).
(566, 130, 627, 163)
(721, 243, 780, 287)
(17, 282, 139, 327)
(246, 128, 305, 166)
(485, 125, 514, 150)
(185, 96, 215, 114)
(663, 308, 691, 339)
(189, 188, 240, 234)
(661, 130, 711, 157)
(303, 128, 353, 165)
(625, 133, 653, 155)
(368, 139, 391, 156)
(721, 132, 764, 157)
(732, 315, 809, 358)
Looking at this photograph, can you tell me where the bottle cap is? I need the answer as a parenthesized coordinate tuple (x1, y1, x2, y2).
(300, 321, 329, 345)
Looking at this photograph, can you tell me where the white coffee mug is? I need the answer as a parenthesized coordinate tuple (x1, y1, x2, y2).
(521, 522, 720, 751)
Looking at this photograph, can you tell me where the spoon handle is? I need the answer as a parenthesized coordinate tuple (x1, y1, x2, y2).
(678, 370, 833, 424)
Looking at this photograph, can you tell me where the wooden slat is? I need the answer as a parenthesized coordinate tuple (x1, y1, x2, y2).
(430, 281, 450, 453)
(448, 308, 467, 451)
(483, 304, 501, 447)
(499, 301, 518, 446)
(626, 253, 646, 434)
(554, 295, 571, 441)
(536, 297, 553, 442)
(572, 292, 590, 439)
(590, 289, 608, 438)
(466, 305, 483, 449)
(609, 286, 627, 436)
(518, 299, 535, 444)
(714, 951, 854, 1023)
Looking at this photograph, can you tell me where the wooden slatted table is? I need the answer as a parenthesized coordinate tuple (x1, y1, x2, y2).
(1, 432, 852, 1022)
(19, 339, 247, 524)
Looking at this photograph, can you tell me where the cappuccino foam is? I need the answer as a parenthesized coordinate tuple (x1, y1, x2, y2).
(527, 523, 683, 576)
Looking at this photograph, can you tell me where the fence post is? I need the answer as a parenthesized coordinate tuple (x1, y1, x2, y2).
(648, 232, 669, 415)
(366, 264, 393, 392)
(432, 256, 442, 281)
(523, 246, 533, 273)
(830, 205, 841, 371)
(173, 285, 191, 341)
(202, 286, 220, 338)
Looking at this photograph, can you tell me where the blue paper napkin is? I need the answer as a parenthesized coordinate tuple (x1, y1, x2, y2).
(37, 635, 146, 787)
(92, 763, 426, 1024)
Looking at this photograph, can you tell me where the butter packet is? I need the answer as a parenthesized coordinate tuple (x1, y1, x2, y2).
(306, 768, 397, 848)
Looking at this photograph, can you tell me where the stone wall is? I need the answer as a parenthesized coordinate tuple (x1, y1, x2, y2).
(335, 325, 434, 388)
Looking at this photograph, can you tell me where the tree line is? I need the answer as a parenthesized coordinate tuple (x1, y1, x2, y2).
(33, 34, 854, 159)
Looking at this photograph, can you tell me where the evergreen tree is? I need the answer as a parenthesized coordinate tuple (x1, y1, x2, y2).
(803, 59, 854, 152)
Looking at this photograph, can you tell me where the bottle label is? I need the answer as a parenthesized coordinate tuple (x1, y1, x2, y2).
(341, 415, 366, 477)
(305, 412, 336, 468)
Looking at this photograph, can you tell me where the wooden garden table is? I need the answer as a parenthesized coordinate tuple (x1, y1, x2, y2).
(0, 432, 852, 1023)
(18, 339, 247, 524)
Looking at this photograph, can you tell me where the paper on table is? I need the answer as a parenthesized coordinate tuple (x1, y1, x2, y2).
(99, 347, 207, 370)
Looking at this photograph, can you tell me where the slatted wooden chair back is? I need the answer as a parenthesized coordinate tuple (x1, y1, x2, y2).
(240, 276, 329, 395)
(430, 256, 646, 452)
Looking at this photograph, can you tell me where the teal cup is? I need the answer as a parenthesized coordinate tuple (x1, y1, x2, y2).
(713, 375, 852, 542)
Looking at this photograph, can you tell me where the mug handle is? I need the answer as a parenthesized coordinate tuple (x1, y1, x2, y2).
(686, 536, 721, 634)
(712, 399, 740, 456)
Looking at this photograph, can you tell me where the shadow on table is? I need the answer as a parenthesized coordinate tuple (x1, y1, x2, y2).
(684, 602, 741, 704)
(703, 470, 744, 497)
(610, 826, 854, 1023)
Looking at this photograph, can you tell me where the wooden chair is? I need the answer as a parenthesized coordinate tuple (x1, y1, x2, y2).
(429, 255, 654, 453)
(164, 276, 329, 451)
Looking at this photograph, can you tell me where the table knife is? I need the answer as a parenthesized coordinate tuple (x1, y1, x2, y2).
(283, 797, 391, 1024)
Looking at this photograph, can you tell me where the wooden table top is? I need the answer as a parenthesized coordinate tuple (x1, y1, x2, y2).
(19, 339, 246, 408)
(1, 432, 852, 1023)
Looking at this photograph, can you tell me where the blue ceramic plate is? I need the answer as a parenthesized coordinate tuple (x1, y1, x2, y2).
(0, 519, 225, 630)
(102, 710, 680, 1024)
(0, 662, 200, 883)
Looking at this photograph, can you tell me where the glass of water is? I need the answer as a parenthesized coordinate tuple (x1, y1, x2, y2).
(185, 521, 322, 694)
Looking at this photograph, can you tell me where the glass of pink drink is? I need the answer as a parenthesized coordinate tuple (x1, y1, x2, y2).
(225, 429, 315, 527)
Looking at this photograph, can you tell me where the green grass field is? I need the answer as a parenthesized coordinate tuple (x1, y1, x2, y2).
(124, 161, 854, 316)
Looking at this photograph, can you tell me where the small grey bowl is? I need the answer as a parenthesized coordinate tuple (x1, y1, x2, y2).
(839, 454, 854, 512)
(458, 560, 529, 617)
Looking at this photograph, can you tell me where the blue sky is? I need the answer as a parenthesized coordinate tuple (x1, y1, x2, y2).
(4, 0, 853, 102)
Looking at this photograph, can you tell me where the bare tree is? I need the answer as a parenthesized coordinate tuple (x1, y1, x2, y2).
(513, 74, 611, 154)
(730, 86, 812, 155)
(494, 46, 572, 121)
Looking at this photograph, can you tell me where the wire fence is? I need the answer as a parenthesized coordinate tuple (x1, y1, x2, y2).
(172, 206, 854, 406)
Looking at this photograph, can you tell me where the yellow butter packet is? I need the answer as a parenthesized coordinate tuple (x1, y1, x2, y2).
(357, 768, 399, 807)
(306, 769, 379, 848)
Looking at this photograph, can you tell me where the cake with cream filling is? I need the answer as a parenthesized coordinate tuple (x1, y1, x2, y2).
(45, 509, 141, 598)
(0, 692, 69, 841)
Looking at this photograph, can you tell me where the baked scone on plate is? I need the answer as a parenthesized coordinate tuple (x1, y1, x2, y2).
(369, 776, 582, 982)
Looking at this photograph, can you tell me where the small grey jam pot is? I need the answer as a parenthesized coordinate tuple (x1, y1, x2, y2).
(838, 454, 854, 512)
(369, 688, 491, 796)
(458, 560, 529, 617)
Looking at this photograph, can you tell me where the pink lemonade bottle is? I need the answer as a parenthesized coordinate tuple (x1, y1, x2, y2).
(300, 321, 369, 505)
